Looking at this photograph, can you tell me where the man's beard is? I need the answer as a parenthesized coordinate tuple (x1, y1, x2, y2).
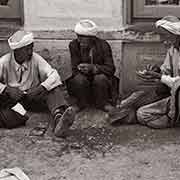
(80, 46, 91, 60)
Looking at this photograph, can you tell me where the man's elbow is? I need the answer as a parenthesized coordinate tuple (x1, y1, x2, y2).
(108, 65, 115, 76)
(112, 65, 116, 74)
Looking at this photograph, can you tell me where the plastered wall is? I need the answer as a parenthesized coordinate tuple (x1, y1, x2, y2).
(23, 0, 123, 31)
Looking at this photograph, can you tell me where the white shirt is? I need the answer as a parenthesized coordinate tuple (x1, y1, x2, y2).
(160, 46, 180, 88)
(0, 52, 62, 93)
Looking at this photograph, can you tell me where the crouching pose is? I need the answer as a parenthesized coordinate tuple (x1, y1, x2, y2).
(136, 16, 180, 128)
(0, 30, 75, 137)
(66, 19, 121, 122)
(118, 16, 180, 129)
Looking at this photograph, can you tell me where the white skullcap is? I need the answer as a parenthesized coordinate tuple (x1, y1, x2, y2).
(74, 19, 98, 36)
(8, 30, 34, 50)
(156, 16, 180, 35)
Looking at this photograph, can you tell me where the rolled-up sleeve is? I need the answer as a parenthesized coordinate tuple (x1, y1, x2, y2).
(35, 53, 62, 91)
(0, 83, 6, 94)
(161, 75, 180, 88)
(0, 63, 7, 94)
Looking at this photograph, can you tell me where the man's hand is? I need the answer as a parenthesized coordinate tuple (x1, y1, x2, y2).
(4, 86, 24, 102)
(26, 85, 47, 101)
(78, 63, 98, 75)
(145, 64, 161, 73)
(78, 63, 93, 74)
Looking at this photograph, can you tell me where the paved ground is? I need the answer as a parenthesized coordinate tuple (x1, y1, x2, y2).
(1, 109, 180, 180)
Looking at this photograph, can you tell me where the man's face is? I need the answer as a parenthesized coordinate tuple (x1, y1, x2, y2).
(157, 27, 177, 48)
(14, 43, 34, 64)
(77, 35, 93, 48)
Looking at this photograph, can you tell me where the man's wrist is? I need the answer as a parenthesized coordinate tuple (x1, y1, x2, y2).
(39, 85, 48, 95)
(40, 85, 47, 90)
(3, 86, 10, 95)
(40, 83, 48, 91)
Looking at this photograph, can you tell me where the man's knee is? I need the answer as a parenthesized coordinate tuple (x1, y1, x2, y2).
(48, 86, 64, 96)
(137, 106, 149, 125)
(93, 74, 109, 87)
(68, 74, 89, 87)
(0, 109, 27, 129)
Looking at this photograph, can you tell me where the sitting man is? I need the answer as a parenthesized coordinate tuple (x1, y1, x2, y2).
(136, 15, 180, 128)
(0, 30, 75, 137)
(66, 19, 119, 117)
(118, 15, 180, 129)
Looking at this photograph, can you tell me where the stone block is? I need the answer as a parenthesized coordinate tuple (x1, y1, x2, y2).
(121, 42, 166, 96)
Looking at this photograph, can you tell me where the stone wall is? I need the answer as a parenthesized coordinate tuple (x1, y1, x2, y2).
(122, 42, 166, 96)
(23, 0, 123, 31)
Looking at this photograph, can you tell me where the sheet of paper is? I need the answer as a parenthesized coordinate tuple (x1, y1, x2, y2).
(11, 103, 27, 116)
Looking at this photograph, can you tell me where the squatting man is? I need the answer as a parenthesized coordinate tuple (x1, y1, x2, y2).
(66, 19, 121, 122)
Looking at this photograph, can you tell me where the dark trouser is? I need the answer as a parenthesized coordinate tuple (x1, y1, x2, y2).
(66, 73, 111, 108)
(0, 86, 66, 129)
(175, 88, 180, 123)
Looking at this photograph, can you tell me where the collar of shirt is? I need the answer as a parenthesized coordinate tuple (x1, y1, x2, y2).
(11, 52, 29, 72)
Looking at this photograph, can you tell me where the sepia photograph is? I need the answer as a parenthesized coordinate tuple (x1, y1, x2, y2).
(0, 0, 180, 179)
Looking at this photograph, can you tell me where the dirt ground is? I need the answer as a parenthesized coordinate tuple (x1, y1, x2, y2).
(1, 109, 180, 180)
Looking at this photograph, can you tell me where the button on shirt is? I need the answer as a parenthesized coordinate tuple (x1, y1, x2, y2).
(0, 52, 62, 93)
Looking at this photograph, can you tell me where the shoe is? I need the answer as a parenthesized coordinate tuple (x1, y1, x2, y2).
(108, 107, 129, 124)
(54, 106, 76, 137)
(108, 107, 137, 125)
(100, 104, 126, 124)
